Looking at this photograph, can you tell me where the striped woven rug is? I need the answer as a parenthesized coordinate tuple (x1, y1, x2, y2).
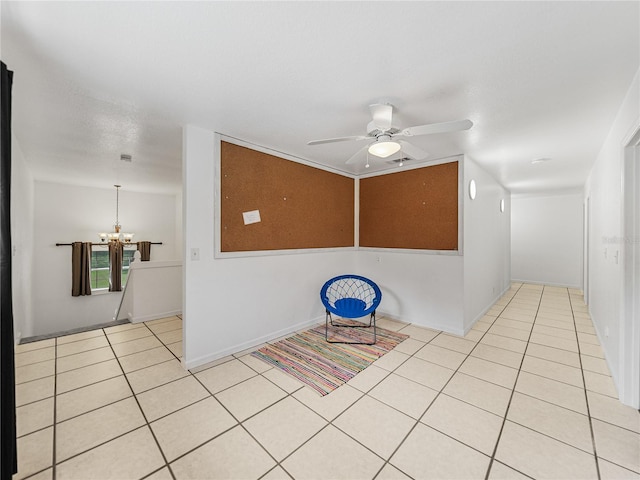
(251, 322, 409, 396)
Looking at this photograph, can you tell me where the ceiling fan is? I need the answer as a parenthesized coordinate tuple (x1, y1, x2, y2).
(307, 104, 473, 166)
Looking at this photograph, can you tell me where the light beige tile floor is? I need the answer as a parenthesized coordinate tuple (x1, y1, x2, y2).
(12, 288, 640, 480)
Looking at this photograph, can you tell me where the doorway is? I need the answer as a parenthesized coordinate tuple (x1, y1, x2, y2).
(621, 128, 640, 408)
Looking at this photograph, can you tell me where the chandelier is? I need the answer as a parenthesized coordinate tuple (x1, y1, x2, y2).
(98, 185, 134, 243)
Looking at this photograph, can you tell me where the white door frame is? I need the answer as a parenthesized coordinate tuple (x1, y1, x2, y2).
(583, 197, 590, 305)
(620, 126, 640, 408)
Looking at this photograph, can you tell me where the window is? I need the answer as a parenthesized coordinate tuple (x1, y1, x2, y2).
(90, 248, 136, 290)
(90, 250, 109, 290)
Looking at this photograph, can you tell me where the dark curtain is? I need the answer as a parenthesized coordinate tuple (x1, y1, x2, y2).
(71, 241, 92, 296)
(137, 241, 151, 261)
(109, 241, 123, 292)
(1, 61, 17, 477)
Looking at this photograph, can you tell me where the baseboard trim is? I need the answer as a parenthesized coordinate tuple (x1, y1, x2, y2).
(511, 278, 582, 289)
(19, 318, 130, 344)
(463, 284, 512, 335)
(378, 310, 465, 337)
(183, 315, 323, 370)
(130, 310, 182, 324)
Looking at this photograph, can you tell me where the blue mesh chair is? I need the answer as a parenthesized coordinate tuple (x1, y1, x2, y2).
(320, 274, 382, 345)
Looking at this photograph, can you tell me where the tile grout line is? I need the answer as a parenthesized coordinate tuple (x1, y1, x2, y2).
(231, 325, 421, 480)
(207, 340, 417, 479)
(484, 284, 544, 480)
(486, 287, 605, 478)
(18, 292, 620, 480)
(376, 300, 624, 450)
(380, 292, 524, 479)
(368, 328, 448, 479)
(23, 321, 311, 480)
(102, 323, 178, 480)
(18, 318, 132, 345)
(288, 355, 420, 476)
(54, 321, 177, 365)
(462, 286, 542, 480)
(55, 366, 217, 427)
(276, 394, 390, 479)
(185, 358, 293, 478)
(144, 321, 183, 362)
(52, 424, 151, 469)
(261, 332, 445, 479)
(369, 285, 526, 480)
(185, 355, 338, 479)
(16, 292, 503, 475)
(57, 332, 156, 369)
(52, 336, 58, 480)
(569, 291, 602, 480)
(46, 325, 176, 473)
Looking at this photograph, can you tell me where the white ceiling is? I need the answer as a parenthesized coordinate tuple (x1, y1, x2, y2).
(2, 1, 638, 195)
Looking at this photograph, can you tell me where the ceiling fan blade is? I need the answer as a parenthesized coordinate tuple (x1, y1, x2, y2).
(369, 104, 393, 131)
(345, 145, 370, 165)
(397, 140, 429, 160)
(307, 135, 370, 146)
(398, 119, 473, 137)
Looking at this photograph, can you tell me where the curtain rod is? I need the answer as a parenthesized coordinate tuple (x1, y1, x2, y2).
(55, 242, 163, 246)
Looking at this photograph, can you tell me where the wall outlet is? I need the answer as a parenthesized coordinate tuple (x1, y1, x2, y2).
(190, 248, 200, 261)
(605, 326, 609, 338)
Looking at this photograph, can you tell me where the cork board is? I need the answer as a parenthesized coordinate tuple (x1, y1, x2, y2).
(220, 141, 355, 252)
(359, 161, 459, 250)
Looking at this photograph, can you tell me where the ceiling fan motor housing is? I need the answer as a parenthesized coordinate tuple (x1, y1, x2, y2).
(366, 121, 400, 137)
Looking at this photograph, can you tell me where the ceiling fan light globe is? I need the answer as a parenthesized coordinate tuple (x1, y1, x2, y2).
(368, 140, 401, 158)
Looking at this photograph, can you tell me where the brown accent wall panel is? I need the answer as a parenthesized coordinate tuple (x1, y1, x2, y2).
(359, 161, 459, 250)
(220, 141, 354, 252)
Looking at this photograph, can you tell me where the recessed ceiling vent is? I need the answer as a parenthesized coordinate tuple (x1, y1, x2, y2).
(120, 154, 132, 163)
(386, 157, 412, 165)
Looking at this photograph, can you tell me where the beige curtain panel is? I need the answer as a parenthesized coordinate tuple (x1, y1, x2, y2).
(109, 241, 123, 292)
(137, 241, 151, 261)
(71, 241, 92, 296)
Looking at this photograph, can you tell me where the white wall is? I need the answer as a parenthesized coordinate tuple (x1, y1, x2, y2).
(10, 134, 34, 341)
(463, 156, 512, 330)
(175, 192, 183, 258)
(31, 181, 180, 336)
(585, 67, 640, 407)
(122, 260, 182, 323)
(183, 126, 358, 368)
(357, 157, 511, 335)
(183, 133, 513, 369)
(357, 250, 464, 334)
(356, 158, 468, 335)
(511, 193, 584, 288)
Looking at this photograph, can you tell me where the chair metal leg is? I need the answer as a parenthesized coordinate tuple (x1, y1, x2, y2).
(325, 310, 377, 345)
